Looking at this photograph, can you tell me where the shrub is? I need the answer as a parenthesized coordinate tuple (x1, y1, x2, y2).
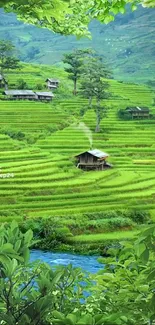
(0, 127, 25, 141)
(84, 209, 150, 225)
(16, 78, 28, 89)
(127, 209, 150, 224)
(118, 109, 132, 120)
(88, 217, 134, 231)
(46, 124, 59, 133)
(20, 217, 72, 250)
(36, 83, 43, 90)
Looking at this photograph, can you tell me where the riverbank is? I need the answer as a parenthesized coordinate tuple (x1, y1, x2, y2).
(20, 214, 148, 255)
(33, 228, 140, 256)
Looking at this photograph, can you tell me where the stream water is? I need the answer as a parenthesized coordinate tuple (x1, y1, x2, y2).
(30, 250, 103, 273)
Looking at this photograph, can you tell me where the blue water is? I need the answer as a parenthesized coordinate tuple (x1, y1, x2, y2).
(30, 250, 103, 273)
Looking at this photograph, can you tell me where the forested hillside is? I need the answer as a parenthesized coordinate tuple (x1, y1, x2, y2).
(0, 6, 155, 83)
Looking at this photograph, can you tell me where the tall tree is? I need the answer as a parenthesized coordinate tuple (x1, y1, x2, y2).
(63, 49, 92, 95)
(93, 79, 109, 132)
(0, 40, 14, 74)
(81, 56, 111, 108)
(0, 40, 20, 88)
(1, 1, 154, 36)
(80, 57, 110, 132)
(81, 77, 109, 132)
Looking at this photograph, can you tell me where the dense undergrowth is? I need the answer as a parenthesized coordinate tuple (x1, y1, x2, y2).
(18, 209, 150, 254)
(1, 221, 155, 325)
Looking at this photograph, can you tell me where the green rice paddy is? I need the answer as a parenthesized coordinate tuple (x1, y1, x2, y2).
(0, 63, 155, 243)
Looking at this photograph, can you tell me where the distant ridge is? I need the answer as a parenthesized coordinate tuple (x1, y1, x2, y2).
(0, 6, 154, 84)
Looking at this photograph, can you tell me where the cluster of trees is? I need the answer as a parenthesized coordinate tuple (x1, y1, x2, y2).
(63, 49, 111, 132)
(1, 221, 155, 325)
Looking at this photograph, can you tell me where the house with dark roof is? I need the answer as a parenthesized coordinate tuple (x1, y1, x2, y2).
(4, 90, 36, 100)
(35, 92, 54, 102)
(46, 78, 59, 90)
(125, 106, 150, 119)
(4, 90, 54, 101)
(75, 149, 112, 171)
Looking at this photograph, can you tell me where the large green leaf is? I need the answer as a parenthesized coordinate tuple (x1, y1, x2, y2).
(66, 314, 77, 325)
(53, 311, 65, 321)
(135, 242, 146, 257)
(77, 314, 94, 325)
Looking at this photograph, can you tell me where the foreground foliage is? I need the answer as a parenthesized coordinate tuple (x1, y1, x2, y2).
(1, 0, 155, 36)
(1, 221, 155, 324)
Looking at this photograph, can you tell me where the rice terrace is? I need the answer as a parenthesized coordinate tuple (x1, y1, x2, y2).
(1, 1, 155, 324)
(0, 61, 154, 247)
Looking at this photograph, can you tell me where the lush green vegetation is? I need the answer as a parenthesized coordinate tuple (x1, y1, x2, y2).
(0, 6, 155, 83)
(1, 0, 154, 37)
(1, 221, 155, 325)
(0, 2, 155, 324)
(0, 61, 154, 250)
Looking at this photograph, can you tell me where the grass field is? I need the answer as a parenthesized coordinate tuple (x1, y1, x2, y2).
(0, 63, 155, 243)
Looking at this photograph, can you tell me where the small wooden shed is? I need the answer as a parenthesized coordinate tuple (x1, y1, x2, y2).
(125, 106, 150, 119)
(75, 149, 112, 171)
(4, 90, 36, 100)
(35, 92, 54, 102)
(46, 78, 59, 90)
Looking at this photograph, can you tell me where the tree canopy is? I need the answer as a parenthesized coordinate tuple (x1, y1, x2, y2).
(1, 0, 155, 36)
(0, 40, 20, 78)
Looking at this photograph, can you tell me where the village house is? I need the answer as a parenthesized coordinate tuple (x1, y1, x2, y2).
(35, 92, 54, 102)
(75, 149, 112, 171)
(4, 90, 37, 100)
(0, 74, 7, 88)
(4, 90, 54, 102)
(46, 78, 59, 90)
(125, 106, 150, 119)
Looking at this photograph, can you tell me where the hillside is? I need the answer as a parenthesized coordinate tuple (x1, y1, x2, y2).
(0, 6, 155, 84)
(0, 64, 155, 244)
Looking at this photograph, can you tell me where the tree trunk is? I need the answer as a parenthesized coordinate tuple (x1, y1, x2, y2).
(73, 79, 77, 96)
(4, 80, 8, 90)
(88, 96, 92, 108)
(95, 115, 100, 132)
(95, 99, 100, 132)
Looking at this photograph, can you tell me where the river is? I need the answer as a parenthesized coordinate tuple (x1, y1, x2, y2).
(30, 250, 103, 273)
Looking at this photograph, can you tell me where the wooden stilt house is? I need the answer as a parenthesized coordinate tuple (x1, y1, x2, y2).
(4, 90, 37, 100)
(75, 149, 112, 171)
(125, 106, 150, 119)
(46, 78, 59, 90)
(35, 92, 54, 102)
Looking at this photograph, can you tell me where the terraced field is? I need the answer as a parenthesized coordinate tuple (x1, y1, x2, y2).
(0, 66, 155, 242)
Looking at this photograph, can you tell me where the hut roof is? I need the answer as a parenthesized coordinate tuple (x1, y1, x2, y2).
(46, 78, 59, 83)
(88, 149, 109, 158)
(126, 106, 149, 112)
(76, 149, 109, 159)
(36, 92, 54, 97)
(5, 90, 35, 96)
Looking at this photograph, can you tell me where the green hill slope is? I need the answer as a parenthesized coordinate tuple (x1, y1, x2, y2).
(0, 64, 155, 239)
(0, 6, 155, 83)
